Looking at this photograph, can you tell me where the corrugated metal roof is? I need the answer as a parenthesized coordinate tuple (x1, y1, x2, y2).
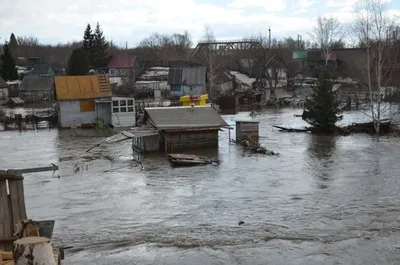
(145, 106, 228, 130)
(28, 64, 52, 75)
(0, 77, 10, 88)
(168, 67, 206, 85)
(54, 75, 112, 101)
(19, 76, 54, 91)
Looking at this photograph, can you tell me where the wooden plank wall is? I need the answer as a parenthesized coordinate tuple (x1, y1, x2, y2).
(0, 171, 26, 250)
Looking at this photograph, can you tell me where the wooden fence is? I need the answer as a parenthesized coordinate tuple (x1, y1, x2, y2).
(0, 170, 27, 250)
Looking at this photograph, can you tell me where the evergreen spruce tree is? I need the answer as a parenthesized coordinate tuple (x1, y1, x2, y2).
(82, 23, 94, 67)
(67, 48, 90, 75)
(92, 22, 109, 69)
(82, 24, 94, 51)
(9, 33, 18, 58)
(0, 42, 19, 81)
(303, 73, 342, 133)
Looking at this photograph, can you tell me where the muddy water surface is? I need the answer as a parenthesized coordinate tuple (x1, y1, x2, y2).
(0, 108, 399, 265)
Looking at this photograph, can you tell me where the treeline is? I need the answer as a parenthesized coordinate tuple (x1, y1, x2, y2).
(1, 24, 352, 71)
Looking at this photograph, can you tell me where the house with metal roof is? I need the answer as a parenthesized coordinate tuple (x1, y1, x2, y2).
(54, 75, 113, 128)
(26, 63, 56, 77)
(0, 77, 10, 100)
(168, 67, 206, 97)
(18, 76, 54, 102)
(134, 105, 229, 152)
(99, 55, 143, 78)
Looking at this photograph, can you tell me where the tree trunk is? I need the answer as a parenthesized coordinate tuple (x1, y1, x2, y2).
(13, 237, 56, 265)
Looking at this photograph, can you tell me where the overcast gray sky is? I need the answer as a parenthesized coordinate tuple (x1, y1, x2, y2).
(1, 0, 399, 47)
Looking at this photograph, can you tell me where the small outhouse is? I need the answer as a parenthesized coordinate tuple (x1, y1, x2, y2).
(235, 120, 260, 144)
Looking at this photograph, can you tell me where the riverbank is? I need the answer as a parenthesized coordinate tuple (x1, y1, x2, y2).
(0, 108, 399, 265)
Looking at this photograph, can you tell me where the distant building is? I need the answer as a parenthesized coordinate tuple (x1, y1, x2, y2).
(100, 55, 143, 79)
(5, 80, 21, 98)
(213, 72, 234, 97)
(0, 77, 10, 100)
(18, 76, 54, 102)
(168, 67, 206, 97)
(134, 80, 169, 101)
(54, 75, 112, 128)
(25, 63, 56, 77)
(17, 57, 44, 67)
(134, 106, 229, 152)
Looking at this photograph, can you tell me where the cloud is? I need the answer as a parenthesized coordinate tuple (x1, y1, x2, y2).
(8, 0, 394, 46)
(326, 0, 359, 8)
(228, 0, 287, 12)
(294, 0, 319, 14)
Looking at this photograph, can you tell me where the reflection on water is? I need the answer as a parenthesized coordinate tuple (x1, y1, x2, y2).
(0, 108, 399, 265)
(307, 134, 337, 188)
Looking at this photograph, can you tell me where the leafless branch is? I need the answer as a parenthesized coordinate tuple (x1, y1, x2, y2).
(352, 0, 399, 133)
(309, 15, 343, 66)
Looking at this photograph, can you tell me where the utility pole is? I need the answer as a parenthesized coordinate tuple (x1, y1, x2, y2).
(268, 27, 271, 59)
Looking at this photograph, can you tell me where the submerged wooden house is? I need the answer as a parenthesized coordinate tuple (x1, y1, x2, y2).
(54, 75, 112, 128)
(132, 105, 229, 153)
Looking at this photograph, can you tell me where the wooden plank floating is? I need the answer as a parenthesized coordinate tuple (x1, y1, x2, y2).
(7, 165, 58, 174)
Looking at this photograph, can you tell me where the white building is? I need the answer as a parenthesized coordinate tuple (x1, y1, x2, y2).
(111, 97, 136, 128)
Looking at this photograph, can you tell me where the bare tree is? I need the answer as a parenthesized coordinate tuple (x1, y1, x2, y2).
(352, 0, 398, 133)
(138, 31, 192, 60)
(310, 16, 343, 66)
(169, 31, 192, 58)
(203, 25, 216, 42)
(201, 25, 220, 101)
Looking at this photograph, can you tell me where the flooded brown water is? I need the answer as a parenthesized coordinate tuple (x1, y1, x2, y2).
(0, 108, 399, 265)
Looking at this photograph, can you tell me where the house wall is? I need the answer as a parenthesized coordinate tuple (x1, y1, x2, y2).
(132, 134, 160, 154)
(58, 100, 111, 128)
(214, 81, 234, 95)
(108, 60, 144, 79)
(7, 83, 20, 97)
(0, 88, 9, 100)
(111, 97, 136, 127)
(164, 130, 219, 152)
(217, 95, 239, 114)
(170, 84, 205, 97)
(236, 122, 259, 144)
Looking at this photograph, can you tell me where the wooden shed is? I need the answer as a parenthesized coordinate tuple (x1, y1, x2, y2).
(235, 120, 260, 144)
(143, 105, 229, 152)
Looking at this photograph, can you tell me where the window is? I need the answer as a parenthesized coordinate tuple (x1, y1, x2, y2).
(128, 107, 134, 112)
(80, 99, 95, 112)
(120, 107, 127, 112)
(109, 69, 116, 76)
(120, 69, 127, 76)
(127, 100, 133, 106)
(120, 100, 126, 106)
(113, 108, 119, 113)
(113, 100, 119, 107)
